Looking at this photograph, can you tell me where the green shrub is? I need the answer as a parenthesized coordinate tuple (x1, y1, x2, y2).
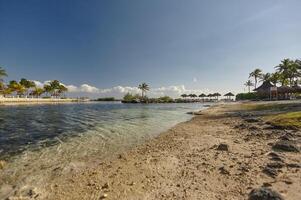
(236, 93, 258, 100)
(157, 96, 174, 103)
(123, 93, 141, 103)
(96, 97, 115, 101)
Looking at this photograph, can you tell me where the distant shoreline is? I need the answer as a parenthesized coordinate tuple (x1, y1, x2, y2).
(0, 97, 87, 106)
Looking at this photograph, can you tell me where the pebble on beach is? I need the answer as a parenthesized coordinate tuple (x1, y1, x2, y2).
(216, 143, 229, 151)
(248, 187, 284, 200)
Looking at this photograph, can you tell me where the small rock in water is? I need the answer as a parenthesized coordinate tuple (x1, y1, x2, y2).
(216, 143, 229, 151)
(272, 141, 300, 152)
(248, 187, 284, 200)
(186, 111, 203, 115)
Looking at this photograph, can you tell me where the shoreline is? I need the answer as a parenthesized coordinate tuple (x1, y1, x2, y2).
(0, 97, 88, 106)
(1, 101, 300, 199)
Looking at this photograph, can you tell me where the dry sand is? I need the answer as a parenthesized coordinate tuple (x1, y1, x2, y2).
(3, 101, 301, 200)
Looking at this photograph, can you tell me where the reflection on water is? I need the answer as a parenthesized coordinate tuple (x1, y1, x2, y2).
(0, 102, 208, 195)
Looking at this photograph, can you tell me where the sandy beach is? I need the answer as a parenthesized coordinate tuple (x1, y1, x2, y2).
(0, 97, 85, 106)
(1, 101, 300, 200)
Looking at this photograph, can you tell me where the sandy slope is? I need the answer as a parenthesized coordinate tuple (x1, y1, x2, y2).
(4, 102, 301, 200)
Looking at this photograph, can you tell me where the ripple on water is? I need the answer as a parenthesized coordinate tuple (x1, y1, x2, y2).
(0, 102, 210, 197)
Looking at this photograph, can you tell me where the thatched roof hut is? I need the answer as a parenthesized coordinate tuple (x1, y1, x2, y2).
(199, 93, 207, 98)
(213, 93, 221, 97)
(253, 81, 274, 93)
(292, 85, 301, 93)
(277, 86, 295, 94)
(224, 92, 235, 97)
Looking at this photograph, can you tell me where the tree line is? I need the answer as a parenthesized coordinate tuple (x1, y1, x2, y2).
(0, 67, 68, 98)
(245, 58, 301, 92)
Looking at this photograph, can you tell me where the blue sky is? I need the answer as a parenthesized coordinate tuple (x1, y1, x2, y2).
(0, 0, 301, 97)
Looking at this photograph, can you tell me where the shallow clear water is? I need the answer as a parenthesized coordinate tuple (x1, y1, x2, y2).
(0, 102, 207, 160)
(0, 102, 210, 196)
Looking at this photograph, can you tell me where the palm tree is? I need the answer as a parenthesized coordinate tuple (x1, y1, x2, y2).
(244, 80, 254, 93)
(0, 67, 7, 82)
(0, 82, 5, 96)
(138, 83, 149, 98)
(31, 87, 44, 98)
(58, 84, 68, 97)
(260, 73, 271, 82)
(45, 80, 61, 97)
(2, 87, 12, 97)
(249, 68, 262, 89)
(8, 81, 25, 97)
(8, 80, 18, 96)
(269, 72, 280, 86)
(20, 78, 36, 97)
(274, 58, 299, 86)
(43, 84, 52, 97)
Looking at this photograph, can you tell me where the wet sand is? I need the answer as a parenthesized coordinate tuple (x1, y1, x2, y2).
(2, 101, 301, 199)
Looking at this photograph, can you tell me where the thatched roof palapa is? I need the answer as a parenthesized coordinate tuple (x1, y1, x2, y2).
(199, 93, 207, 97)
(292, 85, 301, 93)
(224, 92, 235, 97)
(213, 93, 221, 97)
(253, 81, 274, 92)
(277, 86, 295, 93)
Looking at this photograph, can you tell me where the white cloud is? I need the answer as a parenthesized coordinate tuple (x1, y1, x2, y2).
(32, 80, 44, 88)
(94, 85, 211, 98)
(193, 77, 198, 83)
(32, 81, 99, 93)
(65, 85, 78, 92)
(31, 80, 212, 98)
(79, 84, 99, 93)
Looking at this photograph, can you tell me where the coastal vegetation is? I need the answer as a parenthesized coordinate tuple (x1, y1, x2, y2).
(238, 102, 301, 129)
(0, 67, 68, 98)
(95, 97, 116, 101)
(122, 83, 235, 103)
(264, 111, 301, 129)
(236, 92, 258, 101)
(138, 83, 149, 98)
(237, 58, 301, 100)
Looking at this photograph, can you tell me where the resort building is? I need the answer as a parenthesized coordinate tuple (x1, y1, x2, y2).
(254, 81, 301, 100)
